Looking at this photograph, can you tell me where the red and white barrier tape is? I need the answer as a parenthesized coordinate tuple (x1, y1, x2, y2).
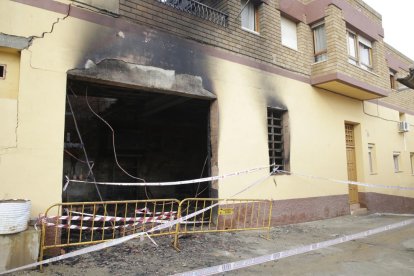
(4, 165, 414, 275)
(43, 217, 206, 230)
(44, 217, 210, 231)
(64, 164, 274, 190)
(45, 212, 176, 223)
(277, 169, 414, 191)
(41, 210, 177, 231)
(44, 219, 174, 231)
(69, 208, 177, 216)
(174, 218, 414, 276)
(0, 201, 220, 275)
(0, 168, 273, 275)
(135, 207, 178, 215)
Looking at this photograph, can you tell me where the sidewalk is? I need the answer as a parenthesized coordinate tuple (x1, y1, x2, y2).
(14, 214, 414, 275)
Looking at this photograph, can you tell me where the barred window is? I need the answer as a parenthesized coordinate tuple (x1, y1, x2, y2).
(267, 108, 286, 171)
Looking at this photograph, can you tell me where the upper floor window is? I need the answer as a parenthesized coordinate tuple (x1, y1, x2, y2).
(312, 23, 327, 62)
(347, 30, 373, 71)
(281, 16, 297, 50)
(241, 0, 259, 33)
(390, 69, 397, 90)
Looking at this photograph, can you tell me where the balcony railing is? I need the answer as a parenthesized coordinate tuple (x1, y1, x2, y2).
(157, 0, 228, 27)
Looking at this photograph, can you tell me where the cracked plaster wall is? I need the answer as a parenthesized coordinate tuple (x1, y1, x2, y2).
(0, 0, 215, 217)
(0, 1, 108, 216)
(0, 48, 20, 149)
(2, 0, 414, 219)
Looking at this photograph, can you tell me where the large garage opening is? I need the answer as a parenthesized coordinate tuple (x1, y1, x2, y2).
(62, 79, 211, 202)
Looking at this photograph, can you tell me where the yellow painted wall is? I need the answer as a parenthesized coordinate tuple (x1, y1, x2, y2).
(0, 48, 20, 99)
(0, 1, 106, 217)
(0, 48, 20, 148)
(362, 103, 414, 197)
(1, 0, 413, 219)
(205, 55, 414, 201)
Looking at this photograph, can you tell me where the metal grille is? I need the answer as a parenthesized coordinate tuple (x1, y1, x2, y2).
(268, 108, 284, 170)
(157, 0, 228, 27)
(345, 124, 355, 147)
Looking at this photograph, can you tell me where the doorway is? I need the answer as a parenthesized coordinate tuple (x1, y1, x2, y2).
(345, 123, 358, 204)
(62, 79, 212, 202)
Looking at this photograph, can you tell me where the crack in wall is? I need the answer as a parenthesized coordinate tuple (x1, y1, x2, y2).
(1, 5, 72, 154)
(0, 99, 19, 153)
(26, 4, 72, 49)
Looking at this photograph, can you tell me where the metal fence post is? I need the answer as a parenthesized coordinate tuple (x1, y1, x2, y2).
(173, 200, 183, 250)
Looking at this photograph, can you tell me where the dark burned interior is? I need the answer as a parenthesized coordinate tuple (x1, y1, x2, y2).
(63, 79, 211, 202)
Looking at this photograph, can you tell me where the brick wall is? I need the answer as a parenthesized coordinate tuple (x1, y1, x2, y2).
(312, 5, 344, 75)
(118, 0, 411, 97)
(380, 43, 414, 111)
(311, 4, 390, 91)
(119, 0, 313, 77)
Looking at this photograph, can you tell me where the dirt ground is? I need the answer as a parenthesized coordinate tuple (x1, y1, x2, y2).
(13, 214, 414, 275)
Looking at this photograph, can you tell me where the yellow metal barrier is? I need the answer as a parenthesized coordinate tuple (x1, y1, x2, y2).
(39, 199, 180, 268)
(39, 198, 272, 268)
(173, 198, 273, 249)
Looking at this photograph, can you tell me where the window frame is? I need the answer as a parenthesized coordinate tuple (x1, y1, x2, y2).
(240, 0, 260, 33)
(347, 30, 358, 63)
(359, 42, 372, 69)
(347, 30, 373, 71)
(312, 22, 327, 62)
(281, 16, 298, 50)
(393, 152, 401, 173)
(390, 69, 397, 90)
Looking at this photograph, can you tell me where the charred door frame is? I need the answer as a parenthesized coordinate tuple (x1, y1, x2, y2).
(63, 67, 217, 200)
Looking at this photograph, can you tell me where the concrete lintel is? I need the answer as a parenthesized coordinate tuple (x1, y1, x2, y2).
(0, 33, 30, 50)
(68, 59, 216, 100)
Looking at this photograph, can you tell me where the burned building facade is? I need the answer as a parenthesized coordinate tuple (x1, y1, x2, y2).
(1, 0, 414, 224)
